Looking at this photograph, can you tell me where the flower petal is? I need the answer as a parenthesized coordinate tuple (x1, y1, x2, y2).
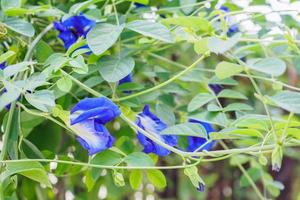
(187, 119, 216, 152)
(136, 105, 178, 156)
(70, 97, 121, 125)
(71, 119, 114, 155)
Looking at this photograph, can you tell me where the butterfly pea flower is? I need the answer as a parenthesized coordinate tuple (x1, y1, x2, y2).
(187, 119, 215, 152)
(136, 105, 178, 156)
(70, 97, 121, 155)
(219, 6, 239, 36)
(208, 84, 223, 95)
(118, 73, 133, 94)
(0, 62, 6, 70)
(70, 97, 121, 125)
(71, 119, 115, 155)
(53, 13, 96, 49)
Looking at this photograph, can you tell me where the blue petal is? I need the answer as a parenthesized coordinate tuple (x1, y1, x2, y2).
(53, 14, 95, 49)
(72, 119, 115, 155)
(118, 73, 132, 85)
(187, 119, 215, 152)
(220, 6, 229, 12)
(58, 31, 77, 49)
(136, 105, 178, 156)
(118, 73, 133, 94)
(208, 84, 223, 95)
(0, 62, 6, 70)
(70, 97, 121, 125)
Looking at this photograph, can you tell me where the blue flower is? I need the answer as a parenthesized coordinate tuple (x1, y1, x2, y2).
(0, 62, 6, 70)
(53, 14, 96, 49)
(136, 105, 178, 156)
(118, 73, 133, 94)
(70, 97, 121, 125)
(70, 97, 120, 155)
(70, 119, 115, 155)
(208, 84, 223, 95)
(187, 119, 215, 152)
(134, 3, 147, 8)
(219, 6, 239, 36)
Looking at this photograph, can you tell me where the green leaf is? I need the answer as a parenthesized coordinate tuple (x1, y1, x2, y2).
(69, 0, 104, 14)
(247, 58, 286, 77)
(268, 91, 300, 114)
(146, 169, 166, 189)
(35, 40, 53, 63)
(69, 55, 88, 74)
(1, 161, 51, 188)
(87, 23, 124, 55)
(0, 50, 15, 63)
(215, 61, 244, 80)
(124, 152, 154, 167)
(126, 20, 174, 43)
(25, 90, 55, 112)
(44, 53, 69, 74)
(129, 0, 148, 5)
(129, 170, 143, 190)
(217, 89, 247, 100)
(161, 122, 208, 138)
(155, 103, 175, 126)
(224, 103, 253, 112)
(91, 150, 123, 166)
(1, 0, 21, 11)
(3, 61, 34, 78)
(57, 76, 72, 92)
(97, 56, 135, 82)
(208, 33, 241, 54)
(0, 81, 21, 111)
(188, 93, 214, 112)
(162, 17, 212, 32)
(24, 73, 47, 91)
(4, 18, 35, 37)
(240, 168, 260, 187)
(194, 38, 209, 55)
(210, 128, 263, 140)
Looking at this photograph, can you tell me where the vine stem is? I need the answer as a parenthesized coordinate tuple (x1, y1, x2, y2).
(60, 70, 104, 97)
(149, 52, 300, 92)
(0, 158, 199, 170)
(219, 142, 265, 200)
(114, 52, 210, 102)
(24, 23, 53, 62)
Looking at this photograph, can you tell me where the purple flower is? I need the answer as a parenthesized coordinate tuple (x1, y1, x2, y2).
(187, 119, 215, 152)
(53, 14, 96, 49)
(136, 105, 178, 156)
(70, 97, 120, 155)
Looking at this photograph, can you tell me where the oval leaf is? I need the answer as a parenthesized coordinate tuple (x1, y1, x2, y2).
(97, 56, 135, 82)
(126, 20, 174, 43)
(87, 23, 124, 55)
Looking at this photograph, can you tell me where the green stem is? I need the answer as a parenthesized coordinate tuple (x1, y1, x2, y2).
(0, 158, 199, 170)
(60, 70, 104, 97)
(220, 141, 265, 200)
(0, 102, 16, 161)
(24, 23, 53, 62)
(115, 52, 210, 101)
